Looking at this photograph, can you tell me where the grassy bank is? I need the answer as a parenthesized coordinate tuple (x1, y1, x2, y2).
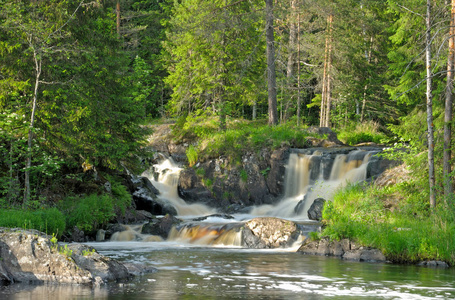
(321, 181, 455, 265)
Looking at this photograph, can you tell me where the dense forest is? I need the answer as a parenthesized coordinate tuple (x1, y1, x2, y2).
(1, 0, 455, 259)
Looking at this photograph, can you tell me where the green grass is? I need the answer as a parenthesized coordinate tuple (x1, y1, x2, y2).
(336, 121, 388, 145)
(322, 182, 455, 264)
(0, 208, 66, 237)
(172, 113, 313, 163)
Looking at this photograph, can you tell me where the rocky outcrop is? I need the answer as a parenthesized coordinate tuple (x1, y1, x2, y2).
(298, 237, 387, 263)
(178, 148, 289, 212)
(0, 228, 147, 285)
(242, 217, 300, 248)
(126, 173, 177, 216)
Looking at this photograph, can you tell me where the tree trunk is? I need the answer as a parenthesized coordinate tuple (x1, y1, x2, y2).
(24, 50, 41, 204)
(265, 0, 278, 126)
(287, 0, 297, 124)
(444, 0, 455, 199)
(116, 2, 121, 38)
(426, 0, 436, 208)
(297, 6, 301, 126)
(320, 14, 333, 128)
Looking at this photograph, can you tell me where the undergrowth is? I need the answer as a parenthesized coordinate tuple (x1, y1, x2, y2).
(322, 182, 455, 265)
(172, 111, 314, 162)
(0, 208, 66, 237)
(336, 121, 388, 145)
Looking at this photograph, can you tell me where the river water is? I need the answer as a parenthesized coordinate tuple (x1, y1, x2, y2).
(2, 150, 454, 299)
(2, 241, 455, 299)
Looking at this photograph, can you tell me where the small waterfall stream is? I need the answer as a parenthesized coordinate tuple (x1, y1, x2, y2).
(111, 149, 376, 247)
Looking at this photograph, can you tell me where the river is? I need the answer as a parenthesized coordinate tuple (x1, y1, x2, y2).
(2, 150, 454, 299)
(1, 241, 455, 299)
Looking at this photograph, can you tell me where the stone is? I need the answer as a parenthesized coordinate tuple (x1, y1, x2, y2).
(141, 215, 181, 239)
(307, 198, 326, 221)
(0, 228, 132, 285)
(244, 217, 299, 248)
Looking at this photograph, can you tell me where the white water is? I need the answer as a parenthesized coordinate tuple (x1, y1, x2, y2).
(142, 151, 372, 221)
(142, 158, 216, 217)
(250, 151, 371, 220)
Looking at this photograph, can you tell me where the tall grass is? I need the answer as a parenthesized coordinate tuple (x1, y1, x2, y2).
(322, 182, 455, 264)
(337, 121, 387, 145)
(0, 208, 66, 237)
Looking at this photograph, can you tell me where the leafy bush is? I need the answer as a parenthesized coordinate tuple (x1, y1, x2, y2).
(0, 208, 66, 237)
(64, 194, 115, 232)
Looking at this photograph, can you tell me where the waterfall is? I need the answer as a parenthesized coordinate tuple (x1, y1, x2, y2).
(251, 150, 372, 220)
(141, 158, 216, 217)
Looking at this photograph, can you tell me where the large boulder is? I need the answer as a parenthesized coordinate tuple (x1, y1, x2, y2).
(0, 228, 137, 285)
(243, 217, 300, 248)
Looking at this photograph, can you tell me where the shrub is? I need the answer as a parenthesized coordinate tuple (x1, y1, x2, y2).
(64, 194, 115, 232)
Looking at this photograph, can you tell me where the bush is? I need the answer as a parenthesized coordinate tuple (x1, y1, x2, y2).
(65, 194, 115, 233)
(0, 208, 66, 237)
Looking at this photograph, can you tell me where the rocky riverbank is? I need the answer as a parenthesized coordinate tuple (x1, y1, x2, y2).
(0, 228, 155, 286)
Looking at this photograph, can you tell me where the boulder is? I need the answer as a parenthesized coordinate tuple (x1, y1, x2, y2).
(0, 228, 134, 285)
(243, 217, 299, 248)
(141, 215, 181, 239)
(307, 198, 326, 221)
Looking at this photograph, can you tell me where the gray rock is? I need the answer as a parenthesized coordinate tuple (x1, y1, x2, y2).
(0, 228, 133, 285)
(141, 215, 181, 239)
(244, 217, 299, 248)
(307, 198, 326, 221)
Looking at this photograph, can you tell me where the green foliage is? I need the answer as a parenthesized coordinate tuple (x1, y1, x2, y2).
(186, 145, 198, 167)
(0, 208, 65, 237)
(337, 121, 388, 145)
(174, 115, 309, 162)
(61, 190, 130, 233)
(322, 182, 455, 264)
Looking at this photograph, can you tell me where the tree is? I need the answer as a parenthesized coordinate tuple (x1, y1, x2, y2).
(0, 0, 83, 203)
(265, 0, 278, 125)
(425, 0, 436, 208)
(164, 0, 267, 126)
(444, 0, 455, 199)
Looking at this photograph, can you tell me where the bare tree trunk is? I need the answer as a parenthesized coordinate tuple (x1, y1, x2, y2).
(320, 16, 330, 127)
(444, 0, 455, 199)
(324, 15, 333, 127)
(426, 0, 436, 208)
(266, 0, 278, 125)
(286, 0, 297, 124)
(297, 7, 301, 126)
(24, 49, 41, 204)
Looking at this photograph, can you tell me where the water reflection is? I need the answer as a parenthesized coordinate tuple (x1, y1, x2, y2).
(2, 244, 455, 299)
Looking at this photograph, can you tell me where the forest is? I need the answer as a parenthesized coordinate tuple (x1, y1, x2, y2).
(1, 0, 455, 262)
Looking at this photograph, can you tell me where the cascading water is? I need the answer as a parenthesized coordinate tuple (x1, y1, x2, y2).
(251, 150, 372, 219)
(141, 158, 216, 217)
(112, 149, 376, 247)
